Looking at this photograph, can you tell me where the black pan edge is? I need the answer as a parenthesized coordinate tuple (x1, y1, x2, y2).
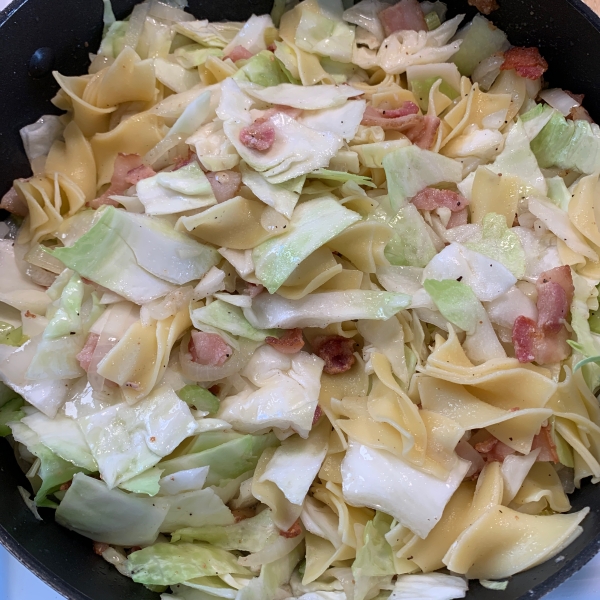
(2, 1, 600, 599)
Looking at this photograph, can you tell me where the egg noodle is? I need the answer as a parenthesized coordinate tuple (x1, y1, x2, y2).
(2, 1, 600, 598)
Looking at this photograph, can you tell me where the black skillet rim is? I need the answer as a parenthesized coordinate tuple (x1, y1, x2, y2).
(2, 0, 600, 598)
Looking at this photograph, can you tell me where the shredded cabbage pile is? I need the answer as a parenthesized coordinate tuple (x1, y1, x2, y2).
(2, 0, 600, 598)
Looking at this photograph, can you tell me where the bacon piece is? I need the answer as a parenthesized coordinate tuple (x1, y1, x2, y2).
(512, 316, 537, 363)
(60, 480, 72, 491)
(537, 266, 574, 307)
(474, 437, 516, 463)
(468, 0, 499, 14)
(379, 0, 427, 36)
(225, 45, 254, 62)
(312, 335, 356, 375)
(407, 115, 441, 149)
(446, 208, 469, 229)
(312, 405, 323, 425)
(280, 519, 302, 538)
(569, 105, 594, 124)
(501, 47, 548, 80)
(531, 425, 559, 463)
(239, 117, 276, 151)
(189, 331, 232, 366)
(232, 507, 256, 522)
(533, 326, 571, 365)
(243, 282, 265, 298)
(88, 153, 143, 209)
(266, 328, 305, 354)
(1, 186, 28, 217)
(411, 187, 468, 212)
(93, 542, 110, 556)
(536, 282, 568, 334)
(206, 170, 242, 203)
(125, 164, 155, 185)
(76, 333, 100, 372)
(361, 104, 421, 129)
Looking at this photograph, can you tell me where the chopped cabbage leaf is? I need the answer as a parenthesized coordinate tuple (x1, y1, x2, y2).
(342, 441, 470, 538)
(353, 512, 395, 578)
(424, 243, 517, 302)
(240, 161, 304, 218)
(382, 146, 463, 213)
(159, 432, 279, 486)
(191, 299, 278, 341)
(174, 20, 244, 48)
(423, 279, 483, 334)
(252, 196, 361, 292)
(171, 508, 279, 551)
(223, 14, 274, 56)
(244, 290, 411, 329)
(177, 385, 220, 414)
(390, 573, 468, 599)
(0, 396, 24, 437)
(56, 473, 169, 546)
(51, 206, 219, 301)
(77, 385, 197, 488)
(464, 213, 526, 278)
(530, 111, 600, 175)
(295, 4, 355, 63)
(128, 543, 250, 586)
(137, 163, 218, 215)
(218, 345, 324, 438)
(119, 467, 163, 496)
(239, 82, 363, 109)
(234, 51, 290, 87)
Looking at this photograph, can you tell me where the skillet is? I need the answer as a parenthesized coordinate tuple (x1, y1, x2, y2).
(1, 1, 600, 598)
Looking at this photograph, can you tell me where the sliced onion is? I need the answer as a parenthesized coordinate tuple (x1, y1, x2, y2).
(123, 2, 150, 50)
(539, 88, 580, 116)
(24, 244, 66, 274)
(472, 54, 504, 91)
(179, 334, 257, 382)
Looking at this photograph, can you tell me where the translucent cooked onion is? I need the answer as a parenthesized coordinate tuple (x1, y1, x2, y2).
(539, 88, 580, 116)
(179, 333, 257, 382)
(472, 54, 504, 91)
(24, 243, 66, 274)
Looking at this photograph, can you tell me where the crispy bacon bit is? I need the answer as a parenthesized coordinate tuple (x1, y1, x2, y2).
(468, 0, 499, 14)
(243, 282, 265, 298)
(512, 316, 537, 363)
(88, 153, 143, 209)
(232, 507, 256, 522)
(124, 164, 155, 185)
(206, 170, 242, 203)
(411, 187, 469, 212)
(531, 425, 559, 463)
(537, 266, 574, 307)
(266, 328, 305, 354)
(225, 45, 254, 62)
(93, 542, 110, 556)
(379, 0, 427, 36)
(501, 47, 548, 80)
(446, 208, 469, 229)
(312, 405, 323, 425)
(280, 519, 302, 538)
(403, 115, 441, 149)
(76, 333, 100, 372)
(361, 104, 421, 129)
(59, 481, 72, 491)
(24, 310, 36, 318)
(239, 117, 276, 151)
(313, 335, 356, 375)
(536, 282, 568, 334)
(0, 186, 28, 217)
(189, 331, 232, 366)
(512, 267, 573, 365)
(209, 384, 221, 395)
